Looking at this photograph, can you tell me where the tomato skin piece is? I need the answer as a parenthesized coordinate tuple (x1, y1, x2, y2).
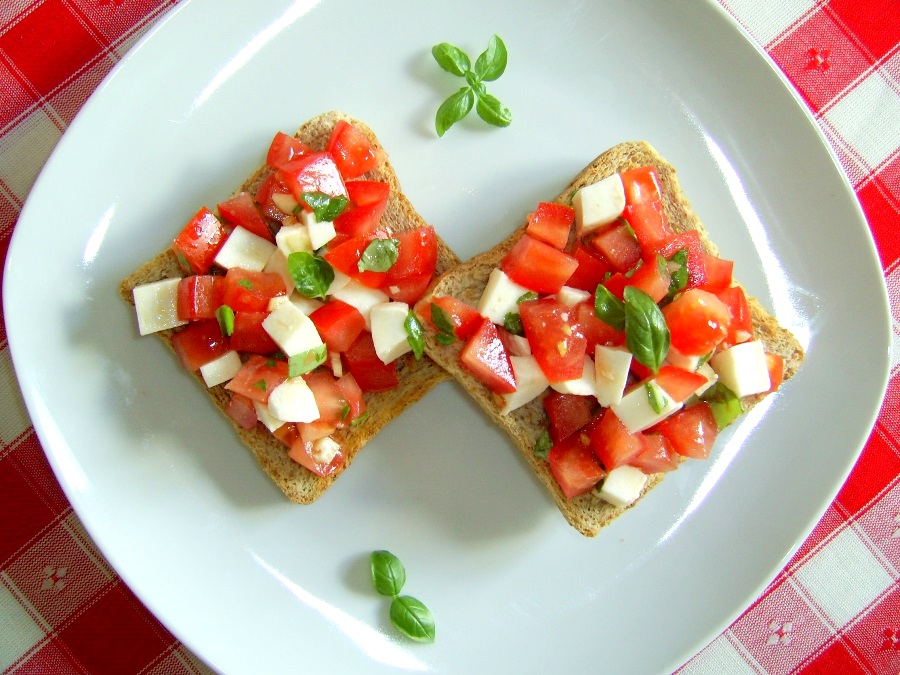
(222, 268, 287, 312)
(526, 202, 575, 250)
(630, 434, 680, 474)
(548, 433, 606, 500)
(663, 288, 731, 356)
(254, 172, 294, 222)
(625, 256, 671, 303)
(229, 311, 279, 354)
(173, 206, 228, 274)
(500, 235, 579, 294)
(342, 331, 399, 392)
(589, 408, 647, 471)
(656, 403, 719, 459)
(309, 300, 366, 353)
(716, 285, 753, 347)
(519, 298, 587, 383)
(303, 371, 346, 426)
(225, 355, 289, 404)
(335, 373, 366, 422)
(266, 131, 313, 170)
(565, 243, 614, 292)
(654, 365, 708, 403)
(288, 438, 344, 477)
(177, 275, 225, 321)
(459, 317, 517, 394)
(277, 152, 348, 202)
(226, 392, 258, 430)
(589, 221, 642, 273)
(326, 120, 385, 180)
(171, 320, 229, 371)
(544, 391, 595, 443)
(217, 192, 274, 243)
(765, 352, 784, 392)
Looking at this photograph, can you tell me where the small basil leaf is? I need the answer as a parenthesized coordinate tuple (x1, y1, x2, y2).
(474, 91, 512, 128)
(473, 34, 508, 82)
(645, 381, 666, 415)
(533, 429, 552, 460)
(666, 248, 689, 301)
(370, 550, 406, 597)
(517, 291, 539, 304)
(358, 238, 400, 273)
(503, 311, 524, 336)
(288, 344, 327, 378)
(215, 305, 235, 337)
(350, 411, 370, 427)
(404, 311, 425, 360)
(594, 284, 626, 332)
(435, 86, 476, 137)
(430, 303, 456, 338)
(701, 382, 743, 430)
(237, 278, 253, 290)
(435, 332, 456, 345)
(431, 43, 471, 77)
(301, 191, 349, 223)
(287, 251, 334, 300)
(623, 286, 670, 374)
(253, 379, 267, 392)
(389, 595, 436, 643)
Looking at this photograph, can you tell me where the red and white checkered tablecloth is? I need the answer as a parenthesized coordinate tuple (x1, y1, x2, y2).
(0, 1, 897, 673)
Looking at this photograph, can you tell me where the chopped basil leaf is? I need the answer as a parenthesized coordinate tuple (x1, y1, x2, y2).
(340, 403, 351, 420)
(701, 382, 743, 430)
(430, 303, 457, 343)
(404, 311, 425, 359)
(666, 248, 689, 301)
(623, 286, 670, 374)
(390, 596, 436, 643)
(237, 278, 254, 290)
(288, 344, 327, 377)
(358, 238, 400, 273)
(287, 251, 334, 300)
(624, 259, 642, 279)
(645, 381, 666, 414)
(533, 429, 552, 460)
(594, 284, 626, 332)
(253, 379, 267, 391)
(265, 358, 277, 368)
(568, 189, 578, 206)
(301, 191, 349, 223)
(503, 311, 524, 336)
(517, 291, 539, 304)
(435, 332, 456, 345)
(215, 305, 235, 336)
(350, 411, 370, 426)
(370, 550, 407, 597)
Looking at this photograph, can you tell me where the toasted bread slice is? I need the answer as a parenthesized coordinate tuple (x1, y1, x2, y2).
(120, 111, 460, 503)
(422, 141, 804, 537)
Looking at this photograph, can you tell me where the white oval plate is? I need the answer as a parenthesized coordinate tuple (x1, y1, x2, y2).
(5, 0, 889, 672)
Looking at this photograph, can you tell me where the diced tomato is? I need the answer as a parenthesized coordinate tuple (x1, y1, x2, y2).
(646, 231, 707, 290)
(544, 391, 595, 443)
(602, 272, 628, 300)
(326, 120, 385, 180)
(459, 317, 517, 394)
(277, 152, 348, 202)
(526, 202, 574, 250)
(663, 288, 731, 356)
(288, 438, 344, 477)
(224, 355, 289, 404)
(342, 331, 399, 392)
(572, 301, 624, 351)
(177, 275, 225, 321)
(384, 226, 438, 283)
(345, 179, 390, 206)
(519, 298, 587, 382)
(417, 295, 482, 340)
(171, 320, 229, 371)
(548, 432, 606, 499)
(384, 272, 432, 304)
(697, 253, 733, 294)
(309, 300, 366, 353)
(589, 408, 647, 471)
(273, 422, 299, 447)
(501, 235, 579, 295)
(333, 180, 390, 237)
(589, 221, 641, 273)
(496, 324, 531, 357)
(654, 365, 708, 402)
(229, 311, 279, 354)
(621, 166, 663, 204)
(303, 371, 346, 426)
(222, 268, 287, 312)
(765, 352, 784, 392)
(630, 434, 680, 474)
(656, 403, 718, 459)
(217, 192, 274, 243)
(625, 256, 670, 303)
(266, 131, 313, 171)
(716, 285, 753, 346)
(299, 419, 338, 443)
(335, 373, 366, 422)
(172, 206, 228, 274)
(565, 244, 614, 292)
(323, 234, 388, 288)
(226, 393, 258, 430)
(629, 359, 654, 381)
(623, 201, 672, 251)
(254, 172, 294, 222)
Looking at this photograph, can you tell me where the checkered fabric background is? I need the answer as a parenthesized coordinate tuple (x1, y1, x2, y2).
(0, 1, 897, 673)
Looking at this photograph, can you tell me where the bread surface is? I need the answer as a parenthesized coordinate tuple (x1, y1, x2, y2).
(120, 111, 460, 503)
(422, 141, 804, 537)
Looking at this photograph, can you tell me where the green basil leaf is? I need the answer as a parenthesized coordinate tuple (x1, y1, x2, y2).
(370, 550, 406, 597)
(473, 34, 508, 82)
(594, 284, 626, 332)
(404, 311, 425, 360)
(237, 278, 253, 290)
(358, 238, 400, 273)
(623, 286, 670, 374)
(215, 305, 235, 337)
(666, 248, 689, 300)
(430, 303, 456, 339)
(474, 91, 512, 128)
(340, 403, 351, 420)
(624, 259, 642, 279)
(435, 332, 456, 345)
(503, 311, 524, 336)
(288, 251, 334, 300)
(533, 429, 552, 460)
(288, 344, 327, 378)
(301, 191, 349, 223)
(517, 291, 539, 304)
(389, 595, 436, 643)
(253, 379, 267, 392)
(701, 383, 744, 430)
(435, 86, 475, 137)
(645, 381, 666, 414)
(350, 411, 370, 427)
(431, 42, 471, 77)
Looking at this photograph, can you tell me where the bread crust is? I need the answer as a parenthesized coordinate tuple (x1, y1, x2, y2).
(422, 141, 804, 537)
(119, 111, 460, 503)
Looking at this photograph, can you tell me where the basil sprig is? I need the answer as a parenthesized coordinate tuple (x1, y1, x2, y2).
(404, 311, 425, 359)
(300, 191, 349, 222)
(288, 344, 327, 378)
(432, 35, 511, 136)
(288, 251, 334, 300)
(370, 550, 435, 643)
(623, 286, 670, 374)
(358, 239, 399, 273)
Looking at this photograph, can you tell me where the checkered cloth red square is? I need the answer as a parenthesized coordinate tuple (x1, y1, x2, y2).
(1, 1, 897, 673)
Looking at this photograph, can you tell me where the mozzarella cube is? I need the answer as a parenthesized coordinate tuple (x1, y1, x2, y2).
(307, 219, 337, 250)
(312, 437, 341, 464)
(665, 344, 702, 372)
(267, 377, 320, 423)
(264, 249, 296, 296)
(595, 465, 648, 508)
(693, 362, 718, 398)
(611, 380, 681, 434)
(709, 340, 770, 397)
(132, 278, 186, 335)
(499, 355, 550, 415)
(289, 292, 324, 316)
(271, 192, 300, 215)
(326, 269, 352, 296)
(275, 223, 313, 257)
(504, 332, 532, 356)
(555, 285, 591, 308)
(199, 350, 242, 387)
(594, 345, 632, 407)
(330, 280, 389, 330)
(262, 300, 324, 356)
(551, 357, 597, 397)
(370, 302, 412, 364)
(253, 401, 285, 433)
(477, 268, 532, 324)
(214, 226, 277, 272)
(574, 174, 626, 236)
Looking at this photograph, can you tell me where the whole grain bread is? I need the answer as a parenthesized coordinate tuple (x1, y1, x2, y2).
(120, 111, 460, 503)
(422, 141, 804, 537)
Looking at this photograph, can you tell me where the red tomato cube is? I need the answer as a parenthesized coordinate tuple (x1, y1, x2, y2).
(654, 365, 709, 403)
(662, 288, 731, 356)
(277, 152, 348, 202)
(177, 275, 225, 321)
(544, 391, 595, 443)
(656, 403, 719, 459)
(459, 317, 517, 394)
(500, 235, 579, 294)
(548, 433, 606, 500)
(173, 206, 228, 274)
(326, 120, 385, 180)
(266, 131, 313, 171)
(225, 355, 289, 404)
(229, 311, 279, 354)
(526, 202, 575, 250)
(519, 298, 587, 383)
(217, 192, 274, 243)
(222, 268, 287, 312)
(171, 320, 229, 371)
(342, 331, 399, 392)
(589, 221, 642, 273)
(630, 434, 680, 474)
(589, 408, 647, 471)
(309, 300, 366, 353)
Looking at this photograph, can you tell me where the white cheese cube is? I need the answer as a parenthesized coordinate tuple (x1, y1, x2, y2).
(551, 357, 597, 396)
(478, 268, 532, 324)
(289, 292, 324, 316)
(595, 465, 648, 508)
(499, 355, 550, 415)
(326, 269, 352, 296)
(574, 174, 626, 237)
(214, 226, 277, 272)
(132, 278, 187, 335)
(271, 192, 300, 215)
(611, 380, 681, 434)
(555, 285, 591, 308)
(693, 362, 718, 398)
(330, 280, 389, 330)
(504, 332, 532, 357)
(307, 218, 337, 250)
(262, 300, 324, 356)
(311, 437, 341, 464)
(709, 340, 770, 397)
(370, 302, 413, 364)
(267, 377, 320, 423)
(594, 345, 632, 407)
(264, 249, 296, 296)
(665, 344, 701, 372)
(275, 223, 313, 257)
(199, 350, 242, 387)
(253, 401, 285, 432)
